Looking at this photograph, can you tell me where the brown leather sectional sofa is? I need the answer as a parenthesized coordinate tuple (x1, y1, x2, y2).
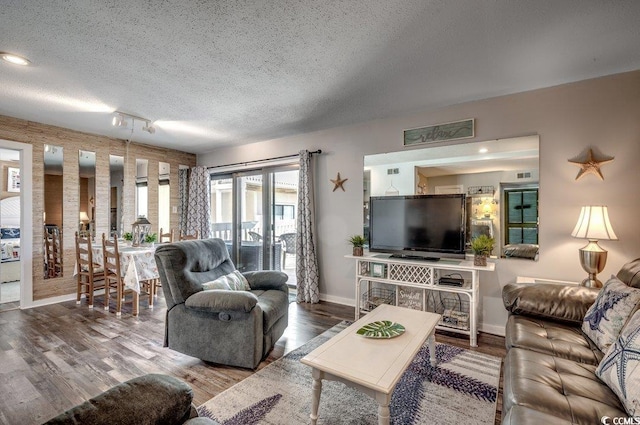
(501, 259, 640, 424)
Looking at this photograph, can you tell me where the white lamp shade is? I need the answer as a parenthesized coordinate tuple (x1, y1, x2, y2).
(79, 211, 90, 223)
(571, 206, 618, 241)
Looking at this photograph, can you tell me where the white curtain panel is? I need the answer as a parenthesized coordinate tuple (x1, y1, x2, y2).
(296, 150, 320, 303)
(186, 166, 212, 239)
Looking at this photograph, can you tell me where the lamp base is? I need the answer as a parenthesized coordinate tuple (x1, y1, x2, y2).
(578, 240, 607, 288)
(580, 276, 603, 288)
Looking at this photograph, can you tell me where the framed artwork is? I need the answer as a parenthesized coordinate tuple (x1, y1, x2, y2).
(7, 167, 20, 192)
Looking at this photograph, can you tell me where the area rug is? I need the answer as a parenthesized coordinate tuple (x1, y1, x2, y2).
(198, 322, 501, 425)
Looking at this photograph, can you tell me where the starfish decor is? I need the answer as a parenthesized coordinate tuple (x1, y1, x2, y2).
(568, 148, 614, 181)
(330, 172, 348, 192)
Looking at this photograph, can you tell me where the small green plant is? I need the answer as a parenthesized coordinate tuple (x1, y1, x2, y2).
(145, 233, 157, 243)
(123, 232, 133, 241)
(470, 234, 495, 256)
(348, 235, 367, 247)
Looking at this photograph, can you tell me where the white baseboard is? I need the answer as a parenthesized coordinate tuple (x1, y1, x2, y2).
(479, 323, 505, 336)
(22, 293, 76, 309)
(319, 293, 355, 307)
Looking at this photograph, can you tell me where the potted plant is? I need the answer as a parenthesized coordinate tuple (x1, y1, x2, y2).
(470, 234, 495, 266)
(144, 233, 157, 247)
(123, 232, 133, 243)
(348, 235, 366, 256)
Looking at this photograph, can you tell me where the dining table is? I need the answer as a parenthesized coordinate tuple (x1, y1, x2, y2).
(83, 243, 160, 311)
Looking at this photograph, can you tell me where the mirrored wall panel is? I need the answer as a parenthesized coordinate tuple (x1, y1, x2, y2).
(158, 162, 170, 237)
(136, 159, 148, 219)
(109, 155, 124, 237)
(364, 135, 540, 260)
(44, 144, 63, 278)
(79, 150, 96, 240)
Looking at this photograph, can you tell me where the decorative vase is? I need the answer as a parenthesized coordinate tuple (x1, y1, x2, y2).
(474, 254, 487, 267)
(353, 246, 364, 256)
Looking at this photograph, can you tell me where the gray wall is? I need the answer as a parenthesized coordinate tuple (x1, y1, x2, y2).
(198, 71, 640, 335)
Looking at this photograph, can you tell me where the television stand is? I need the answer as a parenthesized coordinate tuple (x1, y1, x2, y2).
(389, 254, 440, 262)
(347, 253, 495, 347)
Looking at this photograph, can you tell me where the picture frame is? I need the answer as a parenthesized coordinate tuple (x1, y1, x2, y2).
(371, 263, 386, 278)
(7, 167, 20, 192)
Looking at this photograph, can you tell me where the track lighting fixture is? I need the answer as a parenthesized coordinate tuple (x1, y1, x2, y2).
(111, 111, 155, 135)
(111, 113, 128, 128)
(142, 121, 156, 134)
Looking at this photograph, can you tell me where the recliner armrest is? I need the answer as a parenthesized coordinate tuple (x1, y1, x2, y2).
(185, 290, 258, 313)
(502, 282, 599, 325)
(243, 270, 288, 291)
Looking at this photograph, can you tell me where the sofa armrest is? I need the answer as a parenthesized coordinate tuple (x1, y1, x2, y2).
(243, 270, 289, 291)
(185, 290, 258, 313)
(43, 374, 194, 425)
(502, 282, 599, 325)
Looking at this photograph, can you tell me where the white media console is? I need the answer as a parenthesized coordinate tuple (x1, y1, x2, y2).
(347, 253, 495, 347)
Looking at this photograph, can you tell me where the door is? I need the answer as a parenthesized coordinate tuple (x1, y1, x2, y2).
(210, 166, 298, 280)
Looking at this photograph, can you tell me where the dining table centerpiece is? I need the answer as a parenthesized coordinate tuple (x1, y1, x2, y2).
(131, 216, 151, 247)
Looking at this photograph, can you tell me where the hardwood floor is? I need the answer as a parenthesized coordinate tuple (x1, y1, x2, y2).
(0, 289, 506, 425)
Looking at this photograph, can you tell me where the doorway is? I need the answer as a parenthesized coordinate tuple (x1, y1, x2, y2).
(0, 147, 22, 309)
(210, 166, 299, 289)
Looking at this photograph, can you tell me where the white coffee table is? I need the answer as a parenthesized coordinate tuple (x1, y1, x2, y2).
(300, 304, 441, 425)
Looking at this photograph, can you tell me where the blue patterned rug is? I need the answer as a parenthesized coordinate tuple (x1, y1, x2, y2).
(198, 322, 501, 425)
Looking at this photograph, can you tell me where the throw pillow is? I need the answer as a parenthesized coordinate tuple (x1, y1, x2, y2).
(582, 275, 640, 352)
(202, 270, 250, 291)
(596, 309, 640, 416)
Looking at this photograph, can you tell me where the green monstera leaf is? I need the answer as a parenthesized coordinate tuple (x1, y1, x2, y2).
(356, 320, 406, 339)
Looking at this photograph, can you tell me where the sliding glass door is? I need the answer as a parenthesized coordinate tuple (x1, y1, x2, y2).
(210, 166, 298, 282)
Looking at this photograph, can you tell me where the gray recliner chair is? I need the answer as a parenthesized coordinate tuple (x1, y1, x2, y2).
(155, 238, 289, 369)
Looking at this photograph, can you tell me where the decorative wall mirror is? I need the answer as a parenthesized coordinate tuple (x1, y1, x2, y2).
(158, 162, 170, 235)
(79, 150, 96, 240)
(44, 144, 63, 278)
(135, 159, 148, 218)
(109, 155, 124, 237)
(363, 135, 540, 260)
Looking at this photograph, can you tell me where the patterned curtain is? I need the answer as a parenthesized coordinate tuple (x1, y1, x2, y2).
(178, 168, 189, 233)
(186, 166, 212, 238)
(296, 150, 320, 303)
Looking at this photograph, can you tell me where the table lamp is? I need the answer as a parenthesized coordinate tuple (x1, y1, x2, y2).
(79, 211, 90, 233)
(571, 206, 618, 288)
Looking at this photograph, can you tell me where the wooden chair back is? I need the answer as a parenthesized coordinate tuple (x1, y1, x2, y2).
(75, 231, 105, 307)
(44, 227, 62, 278)
(101, 233, 141, 316)
(159, 228, 174, 243)
(180, 230, 200, 241)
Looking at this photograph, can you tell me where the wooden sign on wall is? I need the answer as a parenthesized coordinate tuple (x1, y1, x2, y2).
(404, 118, 474, 146)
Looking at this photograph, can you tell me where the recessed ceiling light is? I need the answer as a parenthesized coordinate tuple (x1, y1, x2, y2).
(0, 52, 31, 66)
(479, 148, 488, 153)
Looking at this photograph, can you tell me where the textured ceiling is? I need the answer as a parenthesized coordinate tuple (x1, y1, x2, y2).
(1, 1, 640, 154)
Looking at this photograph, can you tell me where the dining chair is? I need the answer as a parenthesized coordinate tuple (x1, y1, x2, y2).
(75, 231, 106, 309)
(44, 226, 63, 278)
(279, 232, 297, 269)
(102, 233, 140, 316)
(159, 228, 174, 243)
(179, 230, 199, 241)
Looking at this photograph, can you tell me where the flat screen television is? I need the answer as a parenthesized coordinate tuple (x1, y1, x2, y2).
(368, 194, 466, 258)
